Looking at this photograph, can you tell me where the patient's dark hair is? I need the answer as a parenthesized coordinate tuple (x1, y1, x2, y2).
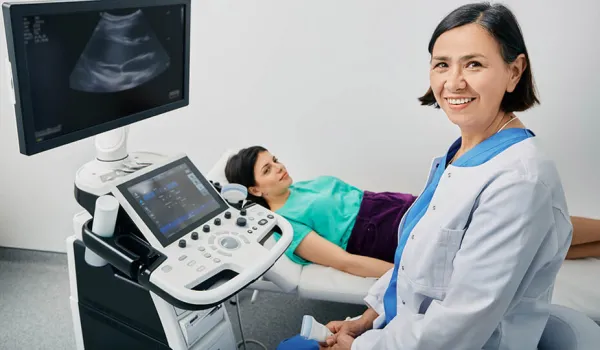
(224, 146, 269, 209)
(418, 2, 539, 112)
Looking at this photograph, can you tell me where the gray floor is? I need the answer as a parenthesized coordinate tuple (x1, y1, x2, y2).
(0, 248, 366, 350)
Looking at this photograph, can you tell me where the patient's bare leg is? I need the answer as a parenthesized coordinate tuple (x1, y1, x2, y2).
(567, 216, 600, 259)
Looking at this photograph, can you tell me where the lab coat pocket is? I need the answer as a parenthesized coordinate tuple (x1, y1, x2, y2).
(404, 226, 464, 290)
(438, 227, 466, 287)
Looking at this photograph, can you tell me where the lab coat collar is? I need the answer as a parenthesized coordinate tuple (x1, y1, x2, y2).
(445, 128, 536, 168)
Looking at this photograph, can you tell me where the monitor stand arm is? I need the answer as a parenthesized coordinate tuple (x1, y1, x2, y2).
(95, 126, 130, 162)
(74, 126, 169, 197)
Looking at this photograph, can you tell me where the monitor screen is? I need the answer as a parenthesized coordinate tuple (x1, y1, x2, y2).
(3, 0, 190, 155)
(118, 157, 229, 247)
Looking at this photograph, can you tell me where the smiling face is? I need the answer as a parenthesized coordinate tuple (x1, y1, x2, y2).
(429, 23, 525, 131)
(248, 151, 293, 199)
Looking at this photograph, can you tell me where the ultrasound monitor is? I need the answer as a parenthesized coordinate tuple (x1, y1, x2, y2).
(2, 0, 191, 156)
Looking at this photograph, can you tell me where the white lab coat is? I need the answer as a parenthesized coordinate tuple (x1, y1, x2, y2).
(352, 137, 573, 350)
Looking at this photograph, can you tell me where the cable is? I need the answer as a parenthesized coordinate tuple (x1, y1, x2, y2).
(235, 293, 267, 350)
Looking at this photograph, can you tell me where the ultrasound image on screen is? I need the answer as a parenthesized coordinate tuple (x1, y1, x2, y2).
(22, 5, 185, 142)
(69, 10, 171, 93)
(126, 163, 221, 241)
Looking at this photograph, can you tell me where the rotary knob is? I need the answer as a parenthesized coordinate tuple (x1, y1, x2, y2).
(240, 209, 247, 216)
(236, 217, 247, 227)
(178, 239, 186, 248)
(224, 211, 232, 219)
(214, 218, 221, 226)
(203, 225, 210, 233)
(191, 232, 199, 240)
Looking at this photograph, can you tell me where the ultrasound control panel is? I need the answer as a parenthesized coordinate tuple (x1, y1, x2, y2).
(108, 153, 293, 307)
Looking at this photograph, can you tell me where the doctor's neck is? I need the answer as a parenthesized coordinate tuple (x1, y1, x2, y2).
(455, 111, 523, 159)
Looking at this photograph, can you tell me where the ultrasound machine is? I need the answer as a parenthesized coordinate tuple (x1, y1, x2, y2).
(2, 1, 293, 349)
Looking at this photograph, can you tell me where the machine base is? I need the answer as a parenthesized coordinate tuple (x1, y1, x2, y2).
(67, 236, 237, 350)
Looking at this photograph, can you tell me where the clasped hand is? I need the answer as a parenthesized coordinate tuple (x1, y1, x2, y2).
(319, 318, 368, 350)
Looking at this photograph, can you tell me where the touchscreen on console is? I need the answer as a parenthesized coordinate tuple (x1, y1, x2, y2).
(120, 159, 227, 246)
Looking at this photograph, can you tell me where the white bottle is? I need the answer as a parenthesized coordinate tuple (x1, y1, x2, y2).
(84, 195, 120, 267)
(300, 315, 333, 342)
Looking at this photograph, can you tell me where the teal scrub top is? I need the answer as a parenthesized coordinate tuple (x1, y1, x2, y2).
(275, 176, 364, 265)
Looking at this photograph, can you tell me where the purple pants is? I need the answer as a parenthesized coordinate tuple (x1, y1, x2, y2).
(346, 191, 417, 263)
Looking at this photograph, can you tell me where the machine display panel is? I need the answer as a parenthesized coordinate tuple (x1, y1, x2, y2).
(118, 157, 228, 247)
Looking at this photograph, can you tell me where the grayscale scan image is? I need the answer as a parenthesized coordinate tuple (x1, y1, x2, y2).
(23, 4, 185, 141)
(69, 10, 171, 93)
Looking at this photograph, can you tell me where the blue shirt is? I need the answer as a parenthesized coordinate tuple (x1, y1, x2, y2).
(382, 128, 535, 325)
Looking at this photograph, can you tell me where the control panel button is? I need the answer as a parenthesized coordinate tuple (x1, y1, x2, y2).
(258, 219, 268, 226)
(248, 217, 255, 221)
(231, 231, 239, 236)
(240, 209, 247, 216)
(224, 211, 232, 219)
(198, 246, 206, 252)
(204, 253, 211, 258)
(214, 218, 221, 226)
(179, 239, 187, 248)
(240, 236, 250, 244)
(161, 265, 172, 273)
(178, 255, 188, 261)
(196, 266, 206, 272)
(214, 258, 221, 263)
(202, 225, 210, 233)
(220, 236, 240, 250)
(267, 214, 274, 219)
(187, 260, 196, 267)
(208, 235, 216, 244)
(191, 232, 199, 240)
(218, 250, 232, 257)
(252, 226, 258, 230)
(236, 217, 247, 227)
(247, 230, 253, 234)
(211, 245, 218, 251)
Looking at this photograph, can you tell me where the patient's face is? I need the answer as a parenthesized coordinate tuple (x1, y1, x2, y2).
(251, 151, 292, 198)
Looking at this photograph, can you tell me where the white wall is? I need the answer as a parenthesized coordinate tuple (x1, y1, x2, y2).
(1, 0, 599, 253)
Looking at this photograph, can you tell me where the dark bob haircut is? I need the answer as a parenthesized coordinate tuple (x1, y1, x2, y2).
(418, 2, 539, 112)
(224, 145, 270, 209)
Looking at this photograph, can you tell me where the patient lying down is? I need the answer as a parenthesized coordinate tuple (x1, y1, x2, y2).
(225, 146, 600, 278)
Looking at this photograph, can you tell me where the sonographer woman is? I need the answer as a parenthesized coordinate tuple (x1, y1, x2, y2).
(278, 2, 573, 349)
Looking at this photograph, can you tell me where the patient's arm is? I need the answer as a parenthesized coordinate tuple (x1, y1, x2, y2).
(294, 231, 393, 278)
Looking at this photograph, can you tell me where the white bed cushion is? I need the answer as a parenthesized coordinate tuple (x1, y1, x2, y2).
(552, 258, 600, 322)
(206, 149, 376, 304)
